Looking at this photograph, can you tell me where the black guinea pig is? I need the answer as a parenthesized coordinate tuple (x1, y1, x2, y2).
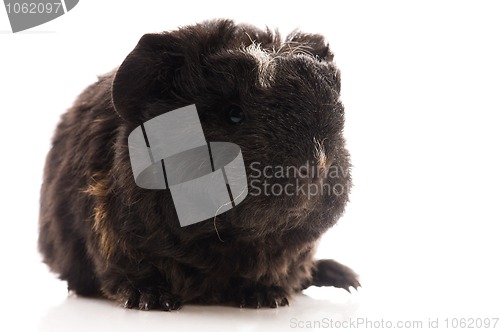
(38, 19, 359, 310)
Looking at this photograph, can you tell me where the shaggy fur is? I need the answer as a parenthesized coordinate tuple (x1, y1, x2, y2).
(38, 19, 359, 310)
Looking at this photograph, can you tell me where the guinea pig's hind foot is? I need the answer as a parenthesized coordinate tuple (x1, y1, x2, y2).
(311, 259, 361, 292)
(116, 284, 182, 311)
(237, 285, 289, 309)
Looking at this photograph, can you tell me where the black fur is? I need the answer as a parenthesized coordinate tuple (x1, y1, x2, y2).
(39, 19, 359, 310)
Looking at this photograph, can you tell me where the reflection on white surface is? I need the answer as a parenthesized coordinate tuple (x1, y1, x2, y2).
(38, 292, 359, 332)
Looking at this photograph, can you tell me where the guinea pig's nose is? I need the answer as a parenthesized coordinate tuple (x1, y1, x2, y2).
(296, 162, 327, 185)
(294, 137, 330, 184)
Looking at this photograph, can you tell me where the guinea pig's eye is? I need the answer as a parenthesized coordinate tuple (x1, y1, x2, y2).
(226, 105, 245, 125)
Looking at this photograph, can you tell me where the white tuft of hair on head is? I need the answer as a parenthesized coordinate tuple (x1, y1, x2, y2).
(245, 43, 276, 88)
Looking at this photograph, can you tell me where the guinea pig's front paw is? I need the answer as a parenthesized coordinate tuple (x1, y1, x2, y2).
(238, 285, 290, 309)
(117, 285, 182, 311)
(312, 259, 361, 292)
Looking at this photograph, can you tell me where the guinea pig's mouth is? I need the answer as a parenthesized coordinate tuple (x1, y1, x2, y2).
(288, 207, 313, 219)
(289, 192, 324, 215)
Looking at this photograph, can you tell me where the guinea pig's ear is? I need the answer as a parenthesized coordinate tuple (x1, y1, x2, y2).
(285, 31, 334, 62)
(112, 33, 184, 123)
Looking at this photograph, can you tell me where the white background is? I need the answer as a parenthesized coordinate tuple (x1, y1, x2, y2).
(1, 1, 499, 331)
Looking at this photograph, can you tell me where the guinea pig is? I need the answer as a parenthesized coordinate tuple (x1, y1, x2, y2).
(38, 19, 359, 310)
